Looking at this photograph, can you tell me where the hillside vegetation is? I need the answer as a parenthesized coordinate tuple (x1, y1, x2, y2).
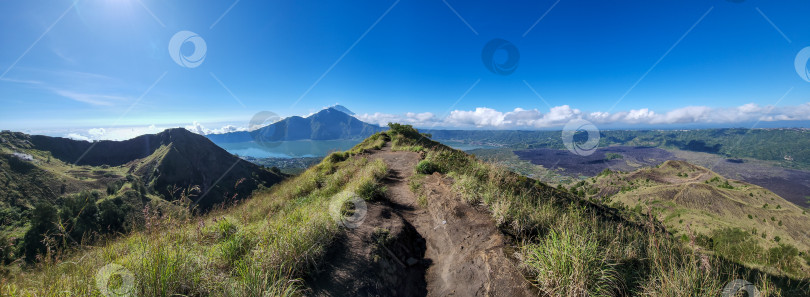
(0, 129, 285, 265)
(571, 160, 810, 278)
(1, 136, 388, 295)
(2, 124, 808, 296)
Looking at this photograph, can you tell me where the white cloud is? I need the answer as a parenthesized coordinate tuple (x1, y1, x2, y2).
(184, 122, 248, 135)
(356, 102, 810, 129)
(185, 121, 207, 135)
(88, 128, 106, 137)
(66, 133, 90, 141)
(51, 102, 810, 141)
(355, 112, 441, 127)
(211, 125, 246, 134)
(446, 107, 505, 127)
(62, 125, 166, 141)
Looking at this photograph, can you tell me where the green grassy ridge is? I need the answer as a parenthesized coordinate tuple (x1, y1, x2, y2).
(574, 159, 810, 279)
(391, 124, 807, 295)
(0, 129, 287, 265)
(0, 129, 287, 211)
(1, 138, 389, 295)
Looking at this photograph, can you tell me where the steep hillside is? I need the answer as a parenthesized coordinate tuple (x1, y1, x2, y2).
(1, 128, 285, 209)
(0, 128, 286, 262)
(206, 107, 385, 144)
(124, 128, 286, 209)
(573, 160, 810, 274)
(3, 125, 808, 296)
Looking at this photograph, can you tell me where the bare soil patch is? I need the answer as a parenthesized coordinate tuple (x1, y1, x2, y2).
(306, 145, 533, 296)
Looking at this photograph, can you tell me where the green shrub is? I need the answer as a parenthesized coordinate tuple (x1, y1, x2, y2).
(717, 180, 734, 189)
(415, 160, 442, 175)
(710, 228, 763, 263)
(327, 152, 347, 163)
(387, 123, 421, 139)
(22, 203, 59, 261)
(356, 180, 386, 201)
(767, 244, 800, 274)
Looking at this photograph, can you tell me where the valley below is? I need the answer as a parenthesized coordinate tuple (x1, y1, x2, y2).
(508, 146, 810, 208)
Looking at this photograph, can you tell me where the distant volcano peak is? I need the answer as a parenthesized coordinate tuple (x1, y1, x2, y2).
(329, 104, 355, 116)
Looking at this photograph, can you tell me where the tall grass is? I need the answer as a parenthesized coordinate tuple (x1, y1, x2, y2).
(402, 129, 802, 296)
(1, 148, 389, 296)
(522, 228, 619, 296)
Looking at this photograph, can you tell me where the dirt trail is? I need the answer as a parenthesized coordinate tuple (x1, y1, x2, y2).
(373, 147, 533, 296)
(306, 144, 533, 296)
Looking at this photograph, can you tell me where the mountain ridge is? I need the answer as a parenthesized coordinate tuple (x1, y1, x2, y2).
(206, 107, 386, 144)
(0, 128, 286, 210)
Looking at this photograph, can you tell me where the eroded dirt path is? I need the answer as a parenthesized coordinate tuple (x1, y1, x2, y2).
(306, 145, 533, 296)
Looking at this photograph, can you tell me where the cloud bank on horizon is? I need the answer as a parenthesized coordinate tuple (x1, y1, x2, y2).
(356, 102, 810, 129)
(58, 102, 810, 141)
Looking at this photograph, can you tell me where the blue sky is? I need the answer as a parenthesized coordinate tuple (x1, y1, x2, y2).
(1, 0, 810, 139)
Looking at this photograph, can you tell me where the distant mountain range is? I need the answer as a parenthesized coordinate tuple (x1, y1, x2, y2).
(206, 106, 385, 144)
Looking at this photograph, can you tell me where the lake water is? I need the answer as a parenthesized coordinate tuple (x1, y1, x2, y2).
(437, 140, 498, 151)
(216, 139, 489, 158)
(216, 140, 362, 158)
